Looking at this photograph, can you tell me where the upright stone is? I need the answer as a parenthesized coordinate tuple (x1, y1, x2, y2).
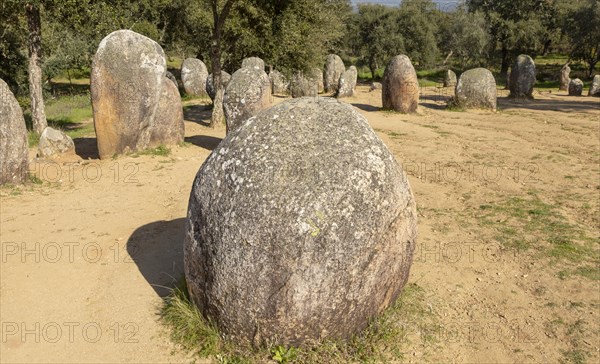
(290, 72, 318, 98)
(184, 97, 417, 347)
(453, 68, 497, 111)
(206, 71, 232, 102)
(444, 70, 457, 87)
(242, 57, 265, 71)
(269, 70, 289, 95)
(382, 55, 419, 113)
(312, 68, 324, 93)
(149, 77, 185, 148)
(223, 67, 271, 133)
(0, 79, 28, 185)
(337, 66, 358, 98)
(324, 54, 345, 93)
(568, 79, 584, 96)
(588, 75, 600, 97)
(509, 54, 536, 99)
(181, 58, 208, 96)
(91, 30, 166, 159)
(38, 127, 75, 158)
(560, 63, 571, 91)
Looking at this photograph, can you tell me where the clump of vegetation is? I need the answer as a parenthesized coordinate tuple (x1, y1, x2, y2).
(135, 145, 171, 157)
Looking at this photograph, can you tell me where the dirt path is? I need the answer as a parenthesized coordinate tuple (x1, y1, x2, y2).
(1, 87, 599, 363)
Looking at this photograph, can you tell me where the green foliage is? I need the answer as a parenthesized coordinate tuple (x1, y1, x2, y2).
(438, 9, 490, 67)
(397, 0, 440, 68)
(561, 0, 600, 77)
(270, 345, 298, 363)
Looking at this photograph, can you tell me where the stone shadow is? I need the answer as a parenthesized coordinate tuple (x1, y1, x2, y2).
(184, 135, 222, 151)
(183, 104, 212, 127)
(73, 137, 99, 159)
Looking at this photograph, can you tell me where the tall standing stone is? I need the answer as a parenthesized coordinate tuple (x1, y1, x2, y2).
(149, 77, 185, 148)
(206, 71, 232, 102)
(453, 68, 497, 111)
(382, 55, 420, 113)
(91, 30, 166, 159)
(269, 70, 289, 95)
(181, 58, 208, 96)
(290, 72, 318, 98)
(0, 79, 28, 185)
(509, 54, 536, 99)
(560, 63, 571, 91)
(337, 66, 358, 98)
(223, 67, 271, 133)
(184, 97, 417, 347)
(568, 79, 584, 96)
(588, 75, 600, 97)
(444, 70, 457, 88)
(324, 54, 345, 93)
(242, 57, 265, 71)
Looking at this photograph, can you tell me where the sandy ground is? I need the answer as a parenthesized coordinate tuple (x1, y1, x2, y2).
(1, 85, 599, 363)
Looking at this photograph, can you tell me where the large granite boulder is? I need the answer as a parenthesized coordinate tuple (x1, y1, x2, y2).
(91, 30, 166, 159)
(223, 67, 271, 133)
(336, 66, 358, 98)
(149, 77, 184, 148)
(560, 63, 571, 91)
(38, 127, 75, 158)
(588, 75, 600, 97)
(181, 58, 208, 96)
(509, 54, 536, 99)
(241, 57, 265, 71)
(269, 70, 289, 95)
(453, 68, 497, 111)
(444, 70, 457, 87)
(206, 71, 232, 102)
(184, 97, 418, 347)
(569, 78, 584, 96)
(382, 55, 419, 113)
(0, 79, 28, 185)
(290, 72, 318, 98)
(324, 54, 345, 93)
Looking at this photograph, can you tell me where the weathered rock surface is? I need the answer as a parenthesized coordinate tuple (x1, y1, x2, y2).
(569, 78, 584, 96)
(181, 58, 208, 96)
(91, 30, 166, 159)
(241, 57, 265, 71)
(184, 97, 418, 347)
(38, 127, 75, 158)
(509, 54, 536, 99)
(382, 55, 419, 113)
(337, 66, 358, 98)
(560, 63, 571, 91)
(444, 70, 457, 87)
(453, 68, 497, 111)
(166, 71, 178, 88)
(269, 70, 289, 95)
(206, 71, 232, 101)
(290, 72, 318, 98)
(588, 75, 600, 97)
(370, 82, 382, 92)
(223, 67, 271, 133)
(0, 78, 28, 184)
(312, 68, 324, 93)
(149, 77, 185, 147)
(324, 54, 345, 93)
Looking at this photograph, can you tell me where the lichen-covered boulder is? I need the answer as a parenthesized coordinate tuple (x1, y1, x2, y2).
(206, 71, 232, 101)
(560, 64, 571, 91)
(166, 71, 178, 88)
(0, 79, 28, 185)
(184, 97, 418, 347)
(290, 72, 318, 98)
(149, 77, 184, 148)
(324, 54, 345, 93)
(223, 67, 271, 133)
(509, 54, 536, 99)
(382, 55, 419, 113)
(181, 58, 208, 96)
(241, 57, 265, 71)
(453, 68, 497, 111)
(269, 70, 289, 95)
(444, 70, 457, 87)
(91, 30, 166, 159)
(588, 75, 600, 97)
(38, 127, 75, 158)
(337, 66, 358, 98)
(569, 78, 584, 96)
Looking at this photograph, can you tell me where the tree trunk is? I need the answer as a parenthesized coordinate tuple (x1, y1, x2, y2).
(500, 44, 510, 89)
(26, 3, 47, 135)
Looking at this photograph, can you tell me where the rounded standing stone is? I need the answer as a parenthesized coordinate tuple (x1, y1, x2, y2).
(569, 78, 584, 96)
(184, 97, 417, 347)
(241, 57, 265, 71)
(269, 70, 290, 95)
(223, 67, 271, 133)
(444, 70, 457, 88)
(324, 54, 345, 93)
(149, 77, 185, 148)
(509, 54, 536, 99)
(337, 66, 358, 98)
(181, 58, 208, 96)
(560, 64, 571, 91)
(290, 72, 318, 98)
(0, 78, 28, 185)
(382, 55, 419, 113)
(588, 75, 600, 97)
(453, 68, 497, 111)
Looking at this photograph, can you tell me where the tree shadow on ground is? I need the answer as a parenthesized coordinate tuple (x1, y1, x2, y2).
(419, 95, 450, 111)
(185, 135, 222, 151)
(73, 138, 99, 159)
(351, 103, 380, 112)
(127, 218, 186, 297)
(184, 104, 212, 127)
(498, 96, 600, 113)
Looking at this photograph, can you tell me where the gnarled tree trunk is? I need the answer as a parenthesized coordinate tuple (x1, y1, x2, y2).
(26, 2, 47, 135)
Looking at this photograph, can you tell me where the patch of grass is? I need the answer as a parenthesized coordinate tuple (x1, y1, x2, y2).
(28, 131, 40, 147)
(160, 281, 436, 363)
(29, 175, 43, 185)
(135, 145, 171, 157)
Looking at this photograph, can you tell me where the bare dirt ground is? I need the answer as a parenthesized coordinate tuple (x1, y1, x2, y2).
(1, 85, 599, 363)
